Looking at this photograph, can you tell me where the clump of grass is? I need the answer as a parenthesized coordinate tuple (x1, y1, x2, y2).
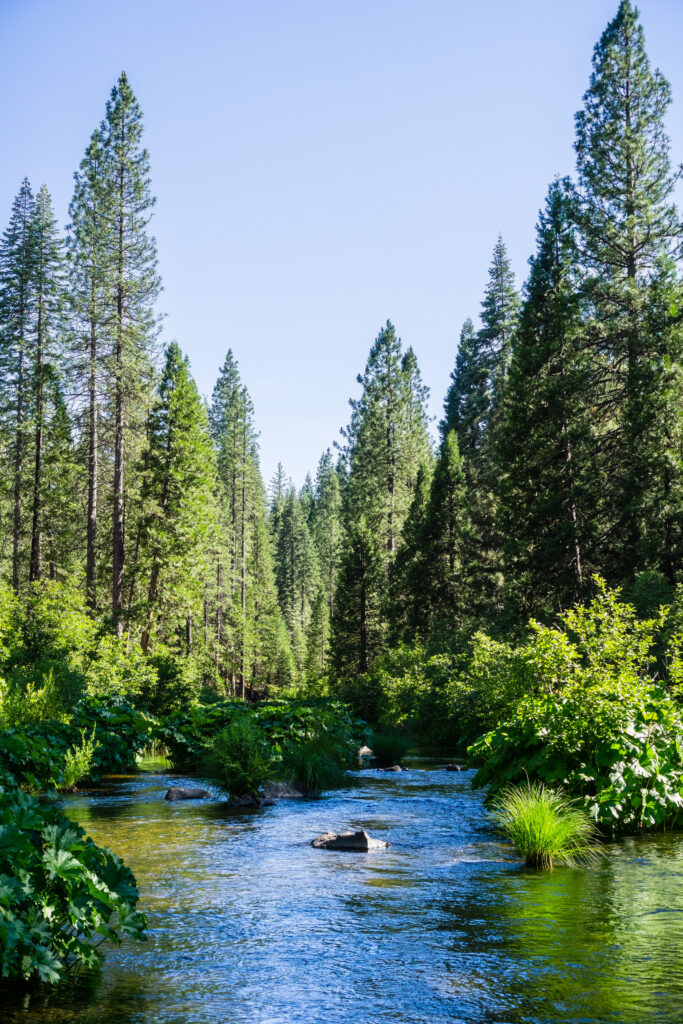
(490, 781, 601, 869)
(369, 731, 411, 766)
(281, 732, 349, 796)
(62, 726, 98, 790)
(204, 718, 273, 799)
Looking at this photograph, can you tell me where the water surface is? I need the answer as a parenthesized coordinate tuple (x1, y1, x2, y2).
(4, 759, 683, 1023)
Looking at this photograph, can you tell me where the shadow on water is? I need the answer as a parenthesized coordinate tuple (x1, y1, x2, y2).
(3, 758, 683, 1023)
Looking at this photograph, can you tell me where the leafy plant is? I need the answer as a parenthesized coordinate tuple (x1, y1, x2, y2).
(469, 580, 683, 830)
(62, 727, 98, 790)
(0, 786, 146, 985)
(204, 718, 273, 799)
(490, 781, 601, 868)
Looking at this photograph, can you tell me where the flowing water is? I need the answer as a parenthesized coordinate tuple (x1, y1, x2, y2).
(3, 758, 683, 1024)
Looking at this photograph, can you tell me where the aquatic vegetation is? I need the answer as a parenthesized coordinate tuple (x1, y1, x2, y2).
(491, 781, 601, 868)
(204, 718, 274, 799)
(0, 786, 146, 985)
(281, 731, 349, 795)
(368, 731, 411, 766)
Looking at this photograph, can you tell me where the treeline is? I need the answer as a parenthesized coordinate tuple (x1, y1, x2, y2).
(1, 1, 682, 701)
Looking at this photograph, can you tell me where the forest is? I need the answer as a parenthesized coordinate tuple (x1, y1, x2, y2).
(2, 0, 683, 1011)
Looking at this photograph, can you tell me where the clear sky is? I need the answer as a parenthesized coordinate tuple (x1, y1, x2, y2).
(2, 0, 683, 487)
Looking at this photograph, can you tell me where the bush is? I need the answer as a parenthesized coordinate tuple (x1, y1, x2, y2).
(469, 580, 683, 830)
(0, 786, 146, 985)
(491, 781, 601, 868)
(369, 731, 411, 766)
(204, 718, 273, 798)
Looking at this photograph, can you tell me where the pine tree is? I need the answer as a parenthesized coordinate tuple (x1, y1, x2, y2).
(28, 185, 66, 582)
(67, 129, 112, 608)
(341, 321, 431, 561)
(211, 350, 289, 694)
(100, 72, 160, 634)
(136, 343, 217, 653)
(0, 179, 36, 589)
(329, 517, 384, 677)
(574, 0, 683, 581)
(273, 488, 320, 670)
(497, 181, 598, 616)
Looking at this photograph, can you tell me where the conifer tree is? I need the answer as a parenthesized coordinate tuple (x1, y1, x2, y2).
(574, 0, 683, 581)
(28, 185, 66, 581)
(100, 72, 160, 633)
(329, 517, 384, 677)
(67, 130, 112, 608)
(497, 180, 597, 617)
(310, 450, 344, 624)
(0, 179, 36, 589)
(136, 343, 217, 653)
(273, 488, 320, 670)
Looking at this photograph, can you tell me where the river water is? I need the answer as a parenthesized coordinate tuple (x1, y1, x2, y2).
(4, 758, 683, 1024)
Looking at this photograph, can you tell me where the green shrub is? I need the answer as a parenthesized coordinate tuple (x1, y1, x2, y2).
(369, 731, 411, 765)
(469, 580, 683, 830)
(491, 781, 601, 868)
(0, 786, 146, 985)
(204, 718, 273, 798)
(62, 727, 98, 790)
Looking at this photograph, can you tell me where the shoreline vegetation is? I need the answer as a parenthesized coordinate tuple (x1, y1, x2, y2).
(3, 0, 683, 995)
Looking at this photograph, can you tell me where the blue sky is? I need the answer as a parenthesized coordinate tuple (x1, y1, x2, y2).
(2, 0, 683, 486)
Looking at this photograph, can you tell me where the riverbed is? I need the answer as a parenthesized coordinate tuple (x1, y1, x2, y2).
(4, 758, 683, 1023)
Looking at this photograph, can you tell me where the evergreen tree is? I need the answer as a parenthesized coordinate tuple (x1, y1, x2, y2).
(497, 180, 598, 616)
(0, 179, 36, 589)
(329, 517, 384, 677)
(136, 343, 217, 653)
(341, 321, 431, 561)
(67, 129, 112, 608)
(28, 185, 66, 581)
(100, 72, 160, 633)
(574, 0, 683, 581)
(273, 488, 320, 670)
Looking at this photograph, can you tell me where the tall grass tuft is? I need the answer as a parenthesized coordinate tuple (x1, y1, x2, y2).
(204, 718, 273, 799)
(491, 781, 601, 869)
(369, 731, 411, 766)
(281, 731, 349, 796)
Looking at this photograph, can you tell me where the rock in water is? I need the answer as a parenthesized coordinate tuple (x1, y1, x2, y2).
(312, 829, 390, 851)
(445, 764, 463, 772)
(379, 765, 402, 772)
(164, 787, 211, 801)
(261, 781, 306, 801)
(231, 793, 259, 807)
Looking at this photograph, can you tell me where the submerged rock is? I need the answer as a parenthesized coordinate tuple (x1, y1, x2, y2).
(312, 829, 390, 851)
(231, 793, 259, 807)
(446, 764, 463, 772)
(164, 787, 211, 801)
(261, 781, 306, 801)
(378, 765, 403, 772)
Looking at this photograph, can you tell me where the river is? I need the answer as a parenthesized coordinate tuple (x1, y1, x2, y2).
(4, 757, 683, 1023)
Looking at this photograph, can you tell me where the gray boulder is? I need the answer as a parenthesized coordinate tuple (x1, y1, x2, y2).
(261, 781, 306, 801)
(446, 764, 463, 772)
(378, 765, 402, 772)
(312, 829, 390, 851)
(231, 793, 259, 807)
(357, 745, 374, 758)
(164, 786, 211, 801)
